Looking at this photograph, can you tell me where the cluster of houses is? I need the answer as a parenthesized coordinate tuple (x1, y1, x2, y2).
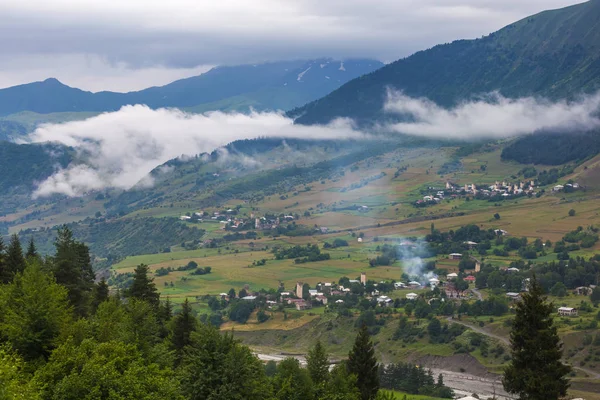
(417, 180, 539, 206)
(254, 215, 288, 230)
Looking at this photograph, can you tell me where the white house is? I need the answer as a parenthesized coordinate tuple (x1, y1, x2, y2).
(447, 273, 458, 280)
(335, 299, 344, 304)
(558, 307, 578, 317)
(449, 253, 462, 260)
(377, 295, 393, 307)
(179, 215, 192, 221)
(241, 296, 257, 301)
(406, 293, 418, 300)
(394, 282, 406, 289)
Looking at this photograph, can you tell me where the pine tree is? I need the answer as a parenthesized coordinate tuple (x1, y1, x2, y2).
(126, 263, 160, 308)
(161, 297, 174, 321)
(172, 298, 197, 361)
(347, 324, 380, 400)
(0, 237, 10, 284)
(25, 237, 38, 259)
(51, 226, 95, 316)
(307, 339, 330, 386)
(503, 275, 571, 399)
(91, 278, 109, 312)
(5, 234, 26, 278)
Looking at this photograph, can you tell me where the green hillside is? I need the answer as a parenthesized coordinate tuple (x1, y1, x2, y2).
(290, 0, 600, 126)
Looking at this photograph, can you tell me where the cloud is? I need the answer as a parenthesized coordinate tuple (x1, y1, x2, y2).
(0, 0, 581, 90)
(384, 90, 600, 139)
(29, 105, 363, 197)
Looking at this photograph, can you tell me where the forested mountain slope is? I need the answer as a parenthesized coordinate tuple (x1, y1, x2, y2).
(290, 0, 600, 126)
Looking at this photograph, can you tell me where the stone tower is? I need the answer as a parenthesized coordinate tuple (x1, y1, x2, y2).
(360, 272, 367, 285)
(296, 282, 304, 298)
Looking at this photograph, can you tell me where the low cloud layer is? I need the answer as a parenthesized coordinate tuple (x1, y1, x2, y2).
(29, 105, 361, 197)
(384, 90, 600, 139)
(29, 89, 600, 197)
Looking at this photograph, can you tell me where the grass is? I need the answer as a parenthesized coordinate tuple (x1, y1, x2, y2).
(385, 391, 448, 400)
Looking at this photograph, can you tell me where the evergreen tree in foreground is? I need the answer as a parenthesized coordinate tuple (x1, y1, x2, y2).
(0, 236, 10, 284)
(5, 234, 26, 279)
(51, 226, 94, 316)
(172, 298, 197, 362)
(91, 278, 109, 312)
(25, 237, 38, 259)
(307, 339, 330, 386)
(127, 263, 160, 309)
(503, 275, 571, 399)
(347, 324, 380, 400)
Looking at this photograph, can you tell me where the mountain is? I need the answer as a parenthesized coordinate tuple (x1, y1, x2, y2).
(0, 58, 383, 117)
(289, 0, 600, 125)
(0, 141, 72, 199)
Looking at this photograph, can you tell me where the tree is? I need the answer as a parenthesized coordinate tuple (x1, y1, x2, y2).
(91, 278, 109, 312)
(180, 326, 272, 400)
(273, 357, 314, 400)
(427, 318, 442, 341)
(0, 262, 72, 361)
(568, 209, 576, 217)
(307, 340, 329, 386)
(127, 263, 160, 309)
(347, 324, 379, 400)
(51, 227, 94, 316)
(0, 237, 9, 284)
(503, 276, 571, 399)
(228, 288, 236, 298)
(591, 287, 600, 306)
(172, 298, 197, 362)
(0, 345, 40, 399)
(550, 282, 567, 298)
(322, 363, 361, 400)
(494, 213, 500, 220)
(5, 234, 25, 279)
(32, 339, 183, 400)
(25, 237, 38, 259)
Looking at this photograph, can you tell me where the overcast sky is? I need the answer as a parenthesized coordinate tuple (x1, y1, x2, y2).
(0, 0, 583, 92)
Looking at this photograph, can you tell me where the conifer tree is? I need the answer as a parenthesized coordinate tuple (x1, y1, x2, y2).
(307, 339, 330, 386)
(126, 263, 160, 308)
(5, 234, 26, 278)
(503, 275, 571, 399)
(171, 298, 197, 362)
(0, 236, 10, 284)
(347, 324, 380, 400)
(161, 297, 174, 321)
(51, 226, 94, 316)
(91, 278, 109, 312)
(25, 237, 38, 259)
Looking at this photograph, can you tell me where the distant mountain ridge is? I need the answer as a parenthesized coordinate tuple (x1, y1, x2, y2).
(0, 58, 383, 117)
(289, 0, 600, 125)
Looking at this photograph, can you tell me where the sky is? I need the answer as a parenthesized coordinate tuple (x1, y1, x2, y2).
(0, 0, 583, 92)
